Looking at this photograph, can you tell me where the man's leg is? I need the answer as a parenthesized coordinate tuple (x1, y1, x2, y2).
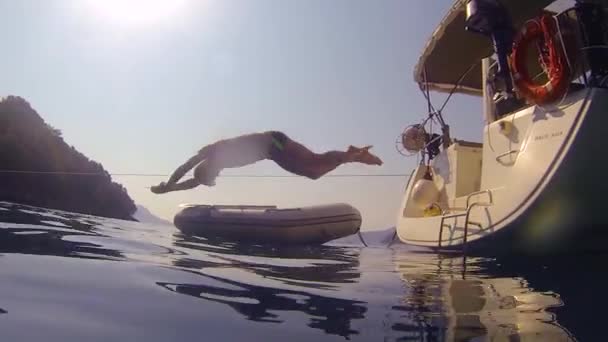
(302, 151, 351, 179)
(271, 134, 382, 180)
(301, 147, 380, 179)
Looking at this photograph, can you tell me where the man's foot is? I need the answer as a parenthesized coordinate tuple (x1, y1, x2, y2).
(347, 145, 383, 165)
(150, 182, 170, 194)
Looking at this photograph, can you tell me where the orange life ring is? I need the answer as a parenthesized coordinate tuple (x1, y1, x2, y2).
(510, 14, 571, 104)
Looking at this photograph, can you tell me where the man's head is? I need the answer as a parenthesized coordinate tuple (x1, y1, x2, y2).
(194, 162, 220, 186)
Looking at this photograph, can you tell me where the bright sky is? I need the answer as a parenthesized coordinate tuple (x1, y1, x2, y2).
(0, 0, 486, 230)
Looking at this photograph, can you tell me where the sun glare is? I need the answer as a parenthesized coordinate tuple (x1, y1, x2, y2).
(85, 0, 189, 28)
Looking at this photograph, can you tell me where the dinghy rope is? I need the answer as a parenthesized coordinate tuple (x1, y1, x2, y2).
(353, 229, 400, 248)
(357, 231, 368, 247)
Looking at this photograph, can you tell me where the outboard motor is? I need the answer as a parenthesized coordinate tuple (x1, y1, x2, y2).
(465, 0, 522, 115)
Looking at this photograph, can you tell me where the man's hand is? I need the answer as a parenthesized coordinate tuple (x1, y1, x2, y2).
(150, 182, 169, 194)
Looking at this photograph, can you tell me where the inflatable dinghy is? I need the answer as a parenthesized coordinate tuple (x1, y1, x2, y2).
(174, 203, 361, 244)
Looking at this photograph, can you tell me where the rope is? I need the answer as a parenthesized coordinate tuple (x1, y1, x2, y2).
(386, 230, 398, 247)
(355, 229, 401, 248)
(437, 61, 479, 113)
(0, 169, 410, 178)
(357, 230, 368, 247)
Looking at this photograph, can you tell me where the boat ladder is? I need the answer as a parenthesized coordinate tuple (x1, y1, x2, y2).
(438, 189, 493, 253)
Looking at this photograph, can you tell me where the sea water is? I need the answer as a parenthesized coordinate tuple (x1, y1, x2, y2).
(0, 201, 601, 341)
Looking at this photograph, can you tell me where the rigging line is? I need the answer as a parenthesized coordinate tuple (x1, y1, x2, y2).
(419, 65, 439, 115)
(0, 169, 411, 178)
(424, 65, 433, 114)
(437, 61, 479, 114)
(418, 86, 436, 112)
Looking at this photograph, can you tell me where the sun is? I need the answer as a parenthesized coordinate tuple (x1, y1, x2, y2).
(85, 0, 189, 28)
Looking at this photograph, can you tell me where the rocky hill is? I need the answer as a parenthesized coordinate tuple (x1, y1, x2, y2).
(0, 96, 136, 220)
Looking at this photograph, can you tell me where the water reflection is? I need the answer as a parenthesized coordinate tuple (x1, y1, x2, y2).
(173, 233, 361, 289)
(0, 201, 603, 341)
(163, 234, 366, 338)
(157, 274, 366, 338)
(392, 252, 576, 341)
(0, 202, 124, 260)
(479, 254, 608, 342)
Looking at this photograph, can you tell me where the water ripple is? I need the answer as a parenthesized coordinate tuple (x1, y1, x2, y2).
(0, 202, 600, 341)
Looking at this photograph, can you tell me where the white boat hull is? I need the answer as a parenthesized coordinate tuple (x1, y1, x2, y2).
(396, 88, 608, 254)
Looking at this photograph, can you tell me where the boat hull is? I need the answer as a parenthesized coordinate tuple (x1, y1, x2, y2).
(396, 88, 608, 255)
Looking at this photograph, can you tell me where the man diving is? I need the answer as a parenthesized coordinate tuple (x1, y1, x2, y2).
(150, 131, 383, 194)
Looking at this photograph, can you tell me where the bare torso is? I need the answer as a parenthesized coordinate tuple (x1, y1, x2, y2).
(204, 132, 273, 169)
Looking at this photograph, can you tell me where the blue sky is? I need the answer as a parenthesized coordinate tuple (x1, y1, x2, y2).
(0, 0, 487, 230)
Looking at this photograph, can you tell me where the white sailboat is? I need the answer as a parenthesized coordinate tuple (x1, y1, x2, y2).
(395, 0, 608, 254)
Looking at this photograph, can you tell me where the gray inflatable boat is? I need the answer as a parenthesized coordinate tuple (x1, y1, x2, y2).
(174, 203, 361, 244)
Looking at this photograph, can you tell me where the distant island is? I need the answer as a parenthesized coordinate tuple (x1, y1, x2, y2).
(0, 96, 136, 220)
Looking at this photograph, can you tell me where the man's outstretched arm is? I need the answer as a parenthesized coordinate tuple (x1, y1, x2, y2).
(165, 146, 212, 186)
(166, 153, 204, 186)
(151, 149, 208, 194)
